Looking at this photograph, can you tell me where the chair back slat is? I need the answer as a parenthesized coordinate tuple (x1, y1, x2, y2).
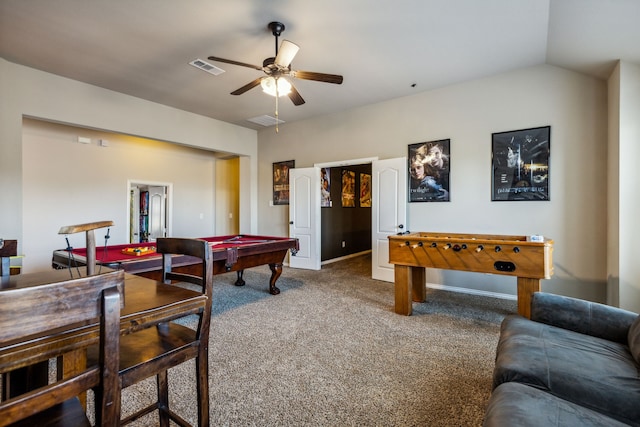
(0, 271, 124, 344)
(0, 368, 99, 422)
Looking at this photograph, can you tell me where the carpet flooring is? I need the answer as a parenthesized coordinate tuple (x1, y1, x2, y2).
(118, 253, 515, 426)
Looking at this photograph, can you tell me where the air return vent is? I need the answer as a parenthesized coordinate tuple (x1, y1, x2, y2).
(189, 59, 225, 75)
(247, 115, 285, 127)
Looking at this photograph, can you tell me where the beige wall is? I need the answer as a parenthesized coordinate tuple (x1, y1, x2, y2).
(614, 61, 640, 311)
(257, 64, 612, 303)
(1, 59, 258, 270)
(607, 65, 621, 306)
(21, 119, 222, 271)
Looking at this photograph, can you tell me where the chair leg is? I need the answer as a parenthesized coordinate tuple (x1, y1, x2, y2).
(157, 371, 170, 427)
(196, 352, 210, 427)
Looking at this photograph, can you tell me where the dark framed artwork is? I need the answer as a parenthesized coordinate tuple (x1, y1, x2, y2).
(491, 126, 550, 201)
(359, 173, 371, 207)
(273, 160, 294, 205)
(341, 169, 355, 207)
(408, 139, 450, 202)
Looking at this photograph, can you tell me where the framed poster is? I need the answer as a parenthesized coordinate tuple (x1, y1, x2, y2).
(341, 169, 355, 207)
(360, 173, 371, 207)
(408, 139, 450, 202)
(491, 126, 550, 201)
(273, 160, 294, 205)
(321, 167, 332, 207)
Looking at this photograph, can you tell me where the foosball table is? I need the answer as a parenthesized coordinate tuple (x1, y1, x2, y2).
(388, 232, 553, 318)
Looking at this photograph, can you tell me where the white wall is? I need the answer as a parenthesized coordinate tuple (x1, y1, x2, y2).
(1, 59, 259, 266)
(617, 62, 640, 311)
(257, 64, 610, 302)
(607, 64, 621, 306)
(21, 119, 220, 272)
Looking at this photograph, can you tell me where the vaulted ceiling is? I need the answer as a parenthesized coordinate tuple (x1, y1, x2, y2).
(1, 0, 638, 130)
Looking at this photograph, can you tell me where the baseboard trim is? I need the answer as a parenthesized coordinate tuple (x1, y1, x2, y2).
(321, 250, 372, 265)
(425, 282, 516, 301)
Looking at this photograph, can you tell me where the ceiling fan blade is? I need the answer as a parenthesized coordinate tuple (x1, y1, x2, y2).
(288, 83, 305, 106)
(207, 56, 263, 71)
(230, 78, 263, 95)
(275, 40, 300, 68)
(291, 70, 343, 84)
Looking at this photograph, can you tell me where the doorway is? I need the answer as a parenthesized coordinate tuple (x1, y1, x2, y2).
(128, 181, 171, 243)
(289, 157, 406, 280)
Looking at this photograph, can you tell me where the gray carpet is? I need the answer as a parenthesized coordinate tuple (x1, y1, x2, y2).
(121, 253, 516, 426)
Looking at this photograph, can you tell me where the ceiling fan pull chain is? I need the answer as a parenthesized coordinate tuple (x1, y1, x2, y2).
(275, 80, 279, 133)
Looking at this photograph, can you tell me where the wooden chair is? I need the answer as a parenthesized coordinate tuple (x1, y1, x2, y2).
(0, 270, 123, 427)
(111, 237, 213, 426)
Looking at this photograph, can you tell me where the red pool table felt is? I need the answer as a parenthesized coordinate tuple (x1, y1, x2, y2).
(67, 235, 294, 264)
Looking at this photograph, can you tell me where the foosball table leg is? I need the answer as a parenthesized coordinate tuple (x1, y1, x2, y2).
(394, 266, 426, 315)
(517, 277, 541, 319)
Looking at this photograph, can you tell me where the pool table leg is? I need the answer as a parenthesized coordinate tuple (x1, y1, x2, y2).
(234, 270, 246, 286)
(268, 263, 282, 295)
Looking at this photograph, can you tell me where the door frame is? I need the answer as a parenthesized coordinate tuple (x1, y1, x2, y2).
(291, 156, 406, 277)
(303, 157, 379, 268)
(127, 180, 173, 243)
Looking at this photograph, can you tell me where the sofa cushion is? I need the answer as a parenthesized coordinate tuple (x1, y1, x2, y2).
(493, 315, 640, 426)
(484, 382, 629, 427)
(628, 314, 640, 364)
(531, 292, 637, 344)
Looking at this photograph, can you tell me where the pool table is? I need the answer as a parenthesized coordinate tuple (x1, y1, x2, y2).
(52, 234, 299, 295)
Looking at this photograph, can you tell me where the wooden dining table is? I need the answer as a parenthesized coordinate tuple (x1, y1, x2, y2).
(0, 268, 206, 399)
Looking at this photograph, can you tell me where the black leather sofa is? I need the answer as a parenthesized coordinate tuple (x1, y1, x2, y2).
(484, 292, 640, 426)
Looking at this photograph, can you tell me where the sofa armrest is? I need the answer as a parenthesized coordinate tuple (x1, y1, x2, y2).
(530, 292, 638, 344)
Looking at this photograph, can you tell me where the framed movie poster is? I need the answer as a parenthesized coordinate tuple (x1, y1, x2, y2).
(321, 167, 332, 207)
(491, 126, 550, 201)
(273, 160, 294, 205)
(360, 173, 371, 207)
(408, 139, 450, 202)
(341, 169, 355, 207)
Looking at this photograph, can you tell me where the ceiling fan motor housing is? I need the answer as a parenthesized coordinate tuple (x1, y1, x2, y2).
(268, 21, 285, 37)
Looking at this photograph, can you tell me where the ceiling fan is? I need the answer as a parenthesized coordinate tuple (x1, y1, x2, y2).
(208, 21, 343, 106)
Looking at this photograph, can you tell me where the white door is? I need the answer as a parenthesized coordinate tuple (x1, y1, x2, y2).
(147, 186, 166, 241)
(372, 157, 407, 281)
(129, 187, 141, 242)
(289, 167, 321, 270)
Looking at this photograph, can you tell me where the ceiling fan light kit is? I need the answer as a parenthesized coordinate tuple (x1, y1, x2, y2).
(261, 76, 292, 97)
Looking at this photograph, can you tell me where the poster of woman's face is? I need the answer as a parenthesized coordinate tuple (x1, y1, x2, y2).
(408, 139, 450, 202)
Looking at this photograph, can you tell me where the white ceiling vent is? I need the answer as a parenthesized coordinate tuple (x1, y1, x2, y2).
(188, 58, 225, 75)
(247, 115, 285, 127)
